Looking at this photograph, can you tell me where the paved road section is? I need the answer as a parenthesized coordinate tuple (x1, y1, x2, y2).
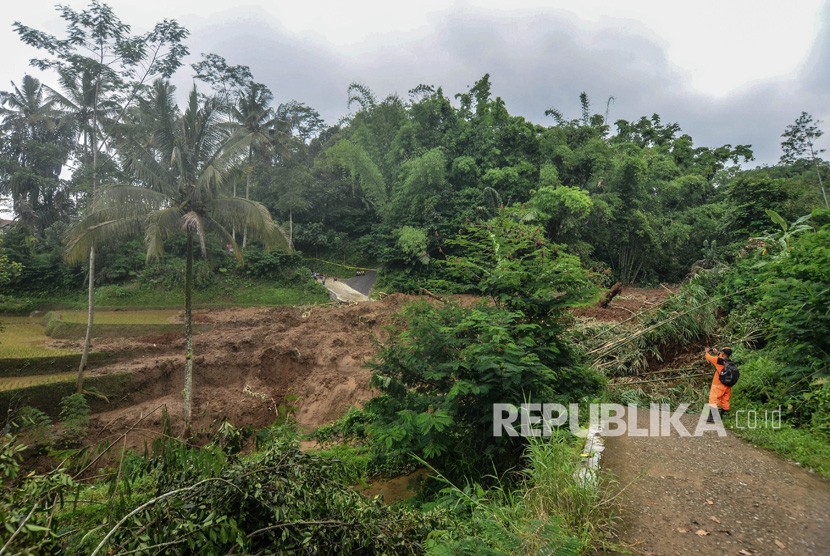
(343, 270, 377, 296)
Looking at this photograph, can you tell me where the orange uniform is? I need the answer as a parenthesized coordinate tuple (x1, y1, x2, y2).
(706, 351, 732, 411)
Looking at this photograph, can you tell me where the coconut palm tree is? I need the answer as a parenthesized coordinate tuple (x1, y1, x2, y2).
(46, 69, 98, 171)
(229, 81, 287, 248)
(0, 75, 74, 229)
(66, 82, 290, 432)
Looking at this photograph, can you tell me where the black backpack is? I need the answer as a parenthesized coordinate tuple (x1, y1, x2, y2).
(719, 360, 740, 387)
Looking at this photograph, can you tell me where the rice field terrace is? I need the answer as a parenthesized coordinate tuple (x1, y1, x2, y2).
(0, 315, 79, 359)
(55, 309, 181, 324)
(0, 310, 188, 387)
(0, 371, 76, 392)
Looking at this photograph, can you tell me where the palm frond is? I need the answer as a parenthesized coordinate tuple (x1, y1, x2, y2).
(65, 186, 168, 263)
(204, 217, 243, 264)
(182, 211, 208, 258)
(65, 215, 147, 264)
(122, 142, 176, 194)
(209, 197, 291, 251)
(91, 185, 170, 215)
(145, 206, 183, 261)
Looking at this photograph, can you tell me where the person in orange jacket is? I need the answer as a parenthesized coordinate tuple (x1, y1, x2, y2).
(705, 346, 733, 423)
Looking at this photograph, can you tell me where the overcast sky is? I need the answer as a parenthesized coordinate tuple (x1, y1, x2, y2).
(2, 0, 829, 171)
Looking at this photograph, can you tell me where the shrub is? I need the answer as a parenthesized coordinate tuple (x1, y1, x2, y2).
(12, 406, 53, 447)
(242, 245, 309, 283)
(361, 216, 603, 481)
(759, 225, 830, 375)
(74, 431, 450, 555)
(365, 301, 603, 481)
(139, 257, 215, 290)
(58, 393, 91, 445)
(0, 294, 39, 314)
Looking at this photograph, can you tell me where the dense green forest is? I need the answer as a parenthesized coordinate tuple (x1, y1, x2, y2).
(1, 2, 829, 554)
(1, 12, 826, 298)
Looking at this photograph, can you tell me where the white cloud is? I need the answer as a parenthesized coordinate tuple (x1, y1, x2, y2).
(1, 0, 828, 167)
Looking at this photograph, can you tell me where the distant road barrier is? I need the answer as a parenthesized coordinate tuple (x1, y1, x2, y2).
(302, 258, 377, 272)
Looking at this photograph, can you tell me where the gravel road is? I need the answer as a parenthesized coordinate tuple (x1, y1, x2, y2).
(602, 406, 830, 555)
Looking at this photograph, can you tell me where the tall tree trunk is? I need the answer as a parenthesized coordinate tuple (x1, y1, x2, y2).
(811, 147, 829, 209)
(289, 209, 293, 247)
(76, 244, 94, 392)
(242, 171, 249, 249)
(232, 179, 237, 242)
(77, 86, 99, 393)
(242, 149, 252, 249)
(183, 230, 194, 434)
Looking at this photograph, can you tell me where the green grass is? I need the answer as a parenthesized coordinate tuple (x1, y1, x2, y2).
(307, 443, 372, 485)
(58, 281, 330, 309)
(0, 319, 79, 359)
(426, 433, 618, 554)
(0, 277, 330, 314)
(728, 416, 830, 477)
(0, 371, 76, 392)
(56, 309, 179, 324)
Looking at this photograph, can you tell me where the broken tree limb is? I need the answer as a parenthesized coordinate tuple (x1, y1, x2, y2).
(420, 287, 448, 303)
(598, 282, 623, 308)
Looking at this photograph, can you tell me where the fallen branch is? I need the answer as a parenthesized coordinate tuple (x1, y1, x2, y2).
(588, 295, 724, 358)
(627, 365, 700, 376)
(609, 372, 711, 387)
(90, 477, 242, 556)
(247, 520, 349, 539)
(420, 287, 448, 304)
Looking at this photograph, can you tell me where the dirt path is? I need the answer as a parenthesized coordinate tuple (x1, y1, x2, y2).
(603, 407, 830, 555)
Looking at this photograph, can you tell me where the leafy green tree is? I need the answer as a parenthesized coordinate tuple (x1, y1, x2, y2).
(319, 139, 387, 210)
(526, 182, 593, 242)
(602, 149, 656, 283)
(780, 112, 828, 208)
(395, 226, 429, 267)
(440, 213, 597, 326)
(389, 148, 447, 226)
(613, 114, 679, 149)
(366, 216, 601, 479)
(0, 253, 23, 286)
(65, 85, 289, 431)
(727, 174, 791, 239)
(191, 52, 253, 106)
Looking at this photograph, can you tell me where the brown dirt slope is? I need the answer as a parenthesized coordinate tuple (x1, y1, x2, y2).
(574, 286, 673, 322)
(86, 295, 415, 440)
(79, 287, 670, 444)
(602, 398, 830, 555)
